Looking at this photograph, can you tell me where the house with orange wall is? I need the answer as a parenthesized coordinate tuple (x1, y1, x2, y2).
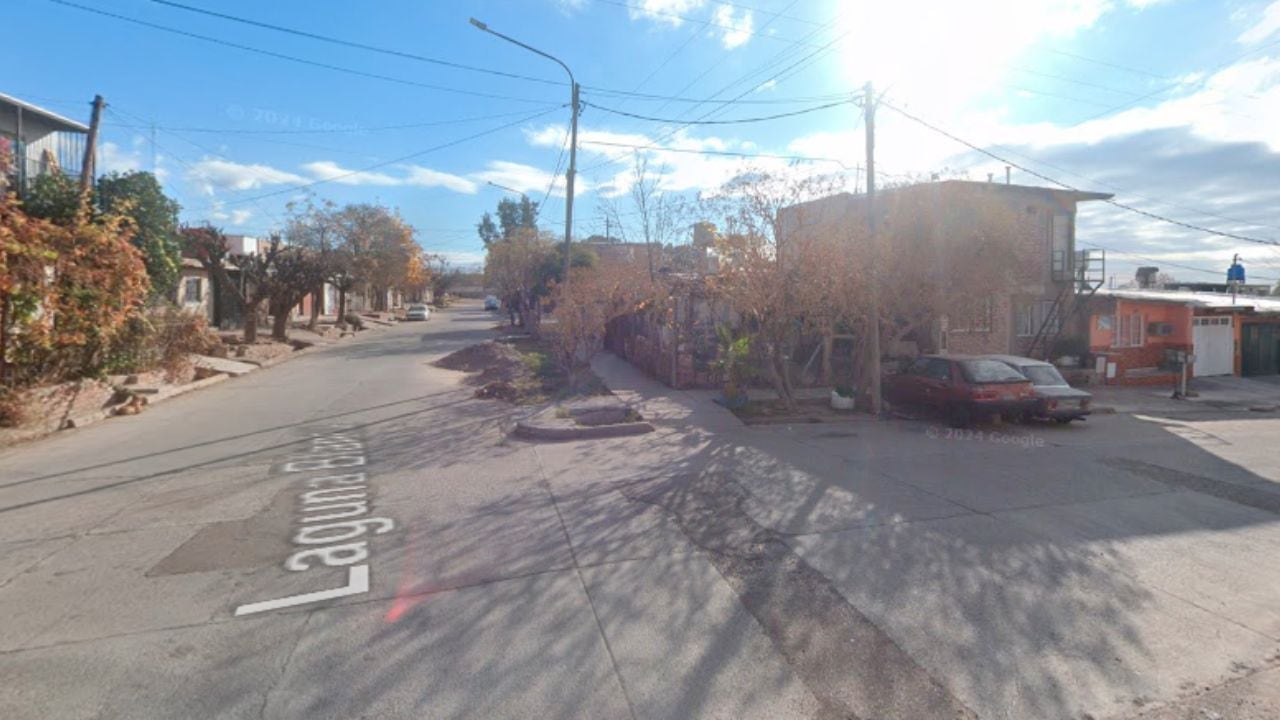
(1082, 288, 1280, 385)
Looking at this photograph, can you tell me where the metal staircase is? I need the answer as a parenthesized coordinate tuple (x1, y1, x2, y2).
(1025, 249, 1106, 360)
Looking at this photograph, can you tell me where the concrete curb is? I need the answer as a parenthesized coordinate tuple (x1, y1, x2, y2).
(513, 419, 655, 442)
(1, 316, 400, 447)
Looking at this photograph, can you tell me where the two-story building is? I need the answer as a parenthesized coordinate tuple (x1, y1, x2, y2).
(0, 92, 88, 197)
(779, 179, 1111, 358)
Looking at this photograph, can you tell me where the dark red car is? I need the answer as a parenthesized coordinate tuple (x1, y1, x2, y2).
(885, 355, 1038, 427)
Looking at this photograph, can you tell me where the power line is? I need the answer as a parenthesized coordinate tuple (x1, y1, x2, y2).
(191, 105, 566, 210)
(583, 98, 851, 125)
(1042, 48, 1168, 81)
(594, 0, 819, 49)
(100, 107, 562, 136)
(48, 0, 555, 104)
(579, 18, 853, 175)
(880, 100, 1280, 248)
(579, 139, 853, 169)
(148, 0, 563, 86)
(645, 0, 808, 117)
(582, 85, 851, 105)
(536, 113, 573, 220)
(1081, 242, 1278, 283)
(1073, 34, 1280, 124)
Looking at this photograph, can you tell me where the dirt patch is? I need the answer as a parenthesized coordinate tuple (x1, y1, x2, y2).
(732, 397, 863, 425)
(220, 337, 296, 365)
(434, 338, 609, 405)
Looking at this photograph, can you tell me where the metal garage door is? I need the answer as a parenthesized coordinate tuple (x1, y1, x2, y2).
(1193, 317, 1234, 376)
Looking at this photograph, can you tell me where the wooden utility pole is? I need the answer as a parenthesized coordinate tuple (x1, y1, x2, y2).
(79, 95, 105, 197)
(864, 82, 883, 417)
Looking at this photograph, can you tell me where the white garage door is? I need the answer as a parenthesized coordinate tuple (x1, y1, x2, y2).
(1193, 317, 1234, 376)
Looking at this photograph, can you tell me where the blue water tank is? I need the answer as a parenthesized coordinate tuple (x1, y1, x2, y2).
(1227, 262, 1246, 283)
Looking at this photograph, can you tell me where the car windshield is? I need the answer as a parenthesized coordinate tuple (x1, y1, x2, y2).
(1020, 364, 1067, 386)
(960, 359, 1027, 384)
(408, 305, 427, 311)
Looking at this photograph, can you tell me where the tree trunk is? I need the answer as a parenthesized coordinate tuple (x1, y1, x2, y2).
(764, 342, 796, 410)
(271, 299, 290, 341)
(243, 303, 259, 343)
(308, 285, 321, 331)
(337, 288, 347, 328)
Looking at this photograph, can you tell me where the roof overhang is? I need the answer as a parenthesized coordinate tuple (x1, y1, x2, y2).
(0, 92, 90, 133)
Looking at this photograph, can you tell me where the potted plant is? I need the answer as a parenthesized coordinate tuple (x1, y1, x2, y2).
(831, 384, 856, 411)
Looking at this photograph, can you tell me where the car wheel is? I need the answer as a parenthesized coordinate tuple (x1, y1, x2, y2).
(1052, 417, 1072, 425)
(946, 404, 971, 429)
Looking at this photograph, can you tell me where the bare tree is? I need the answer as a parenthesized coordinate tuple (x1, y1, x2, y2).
(604, 156, 684, 278)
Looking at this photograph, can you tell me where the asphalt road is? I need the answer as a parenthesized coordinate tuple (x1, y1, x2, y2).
(2, 301, 1279, 719)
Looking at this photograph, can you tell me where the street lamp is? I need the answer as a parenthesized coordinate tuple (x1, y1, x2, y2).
(470, 17, 578, 282)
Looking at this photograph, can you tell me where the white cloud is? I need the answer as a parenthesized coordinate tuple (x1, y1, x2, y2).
(1239, 0, 1280, 44)
(302, 160, 401, 186)
(188, 158, 307, 195)
(755, 79, 777, 93)
(206, 201, 253, 228)
(627, 0, 705, 26)
(299, 161, 478, 193)
(712, 4, 753, 49)
(404, 166, 479, 193)
(99, 138, 170, 181)
(471, 160, 585, 197)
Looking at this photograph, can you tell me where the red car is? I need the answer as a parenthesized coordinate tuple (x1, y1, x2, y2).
(885, 355, 1038, 427)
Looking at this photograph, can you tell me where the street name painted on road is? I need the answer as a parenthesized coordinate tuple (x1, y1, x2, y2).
(234, 431, 396, 616)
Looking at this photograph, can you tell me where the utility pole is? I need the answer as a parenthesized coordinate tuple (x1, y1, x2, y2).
(79, 94, 105, 197)
(564, 81, 579, 281)
(864, 82, 882, 417)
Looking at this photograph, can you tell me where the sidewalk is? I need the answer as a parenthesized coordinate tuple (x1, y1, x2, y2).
(590, 352, 743, 434)
(1090, 375, 1280, 416)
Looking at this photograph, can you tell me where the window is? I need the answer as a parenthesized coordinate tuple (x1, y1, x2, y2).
(959, 359, 1027, 383)
(949, 298, 992, 333)
(183, 277, 202, 304)
(1050, 213, 1071, 279)
(1114, 312, 1145, 348)
(905, 358, 931, 376)
(1016, 300, 1060, 337)
(925, 359, 953, 382)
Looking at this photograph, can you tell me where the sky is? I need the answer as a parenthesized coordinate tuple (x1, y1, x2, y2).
(7, 0, 1280, 285)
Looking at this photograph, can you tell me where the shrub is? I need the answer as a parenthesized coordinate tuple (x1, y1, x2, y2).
(101, 308, 221, 381)
(0, 389, 28, 427)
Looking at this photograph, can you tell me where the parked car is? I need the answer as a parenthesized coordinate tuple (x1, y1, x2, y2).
(984, 354, 1092, 423)
(405, 304, 431, 321)
(483, 295, 500, 311)
(884, 355, 1038, 428)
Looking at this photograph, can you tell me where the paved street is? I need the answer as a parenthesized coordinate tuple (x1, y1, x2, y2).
(2, 301, 1279, 719)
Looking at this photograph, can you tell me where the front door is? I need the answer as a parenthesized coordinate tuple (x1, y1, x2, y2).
(1192, 316, 1234, 376)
